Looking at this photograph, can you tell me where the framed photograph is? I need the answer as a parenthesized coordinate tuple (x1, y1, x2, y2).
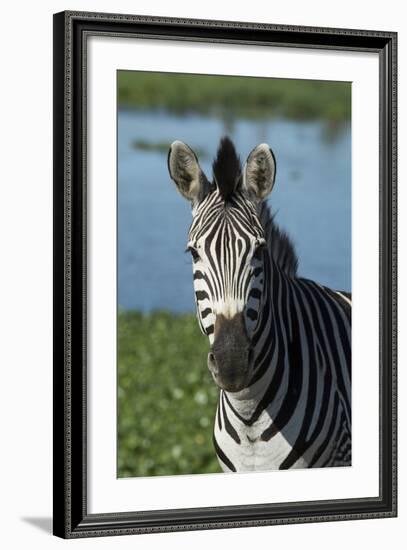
(53, 11, 397, 538)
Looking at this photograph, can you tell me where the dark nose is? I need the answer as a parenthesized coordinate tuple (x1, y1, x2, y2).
(207, 313, 252, 392)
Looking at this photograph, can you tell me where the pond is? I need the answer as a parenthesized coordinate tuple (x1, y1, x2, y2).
(118, 109, 351, 312)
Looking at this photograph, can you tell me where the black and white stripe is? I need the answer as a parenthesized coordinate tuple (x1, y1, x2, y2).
(168, 136, 351, 471)
(214, 270, 351, 471)
(188, 190, 266, 344)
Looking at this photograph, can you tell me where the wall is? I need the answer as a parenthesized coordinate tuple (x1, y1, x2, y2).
(0, 0, 404, 548)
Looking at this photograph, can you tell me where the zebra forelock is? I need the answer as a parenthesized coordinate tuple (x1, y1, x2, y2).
(212, 136, 242, 201)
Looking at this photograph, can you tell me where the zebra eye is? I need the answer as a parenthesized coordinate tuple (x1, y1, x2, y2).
(186, 245, 200, 262)
(255, 238, 266, 249)
(253, 239, 266, 260)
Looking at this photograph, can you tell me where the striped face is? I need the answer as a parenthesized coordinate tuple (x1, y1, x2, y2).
(168, 137, 276, 392)
(188, 189, 267, 345)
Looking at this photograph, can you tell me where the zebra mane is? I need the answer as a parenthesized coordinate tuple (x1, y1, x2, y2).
(212, 136, 241, 201)
(258, 202, 299, 277)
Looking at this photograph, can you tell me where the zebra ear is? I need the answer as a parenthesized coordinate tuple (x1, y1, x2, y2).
(242, 144, 276, 202)
(168, 141, 210, 203)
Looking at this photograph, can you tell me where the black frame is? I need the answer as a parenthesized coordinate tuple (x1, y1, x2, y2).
(53, 10, 397, 538)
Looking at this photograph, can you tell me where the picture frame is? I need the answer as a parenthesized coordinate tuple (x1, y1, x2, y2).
(53, 10, 397, 538)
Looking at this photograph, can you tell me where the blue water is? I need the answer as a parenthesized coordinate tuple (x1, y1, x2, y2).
(118, 110, 351, 312)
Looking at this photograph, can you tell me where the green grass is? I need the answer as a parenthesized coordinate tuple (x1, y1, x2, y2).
(118, 310, 222, 477)
(118, 71, 351, 122)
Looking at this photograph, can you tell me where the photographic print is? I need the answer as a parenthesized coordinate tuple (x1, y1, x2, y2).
(117, 71, 352, 477)
(54, 11, 396, 537)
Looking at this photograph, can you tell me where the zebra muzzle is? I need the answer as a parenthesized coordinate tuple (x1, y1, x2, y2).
(207, 313, 252, 392)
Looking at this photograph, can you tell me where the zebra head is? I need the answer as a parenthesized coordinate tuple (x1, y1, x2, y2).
(168, 137, 276, 392)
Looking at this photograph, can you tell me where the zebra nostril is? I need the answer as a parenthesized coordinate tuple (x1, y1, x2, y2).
(207, 352, 218, 374)
(248, 348, 254, 364)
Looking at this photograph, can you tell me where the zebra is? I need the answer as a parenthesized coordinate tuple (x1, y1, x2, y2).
(167, 136, 351, 472)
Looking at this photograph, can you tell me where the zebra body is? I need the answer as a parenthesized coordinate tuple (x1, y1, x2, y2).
(168, 137, 351, 472)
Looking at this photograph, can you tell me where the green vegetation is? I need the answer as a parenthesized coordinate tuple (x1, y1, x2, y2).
(118, 310, 221, 477)
(118, 71, 351, 122)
